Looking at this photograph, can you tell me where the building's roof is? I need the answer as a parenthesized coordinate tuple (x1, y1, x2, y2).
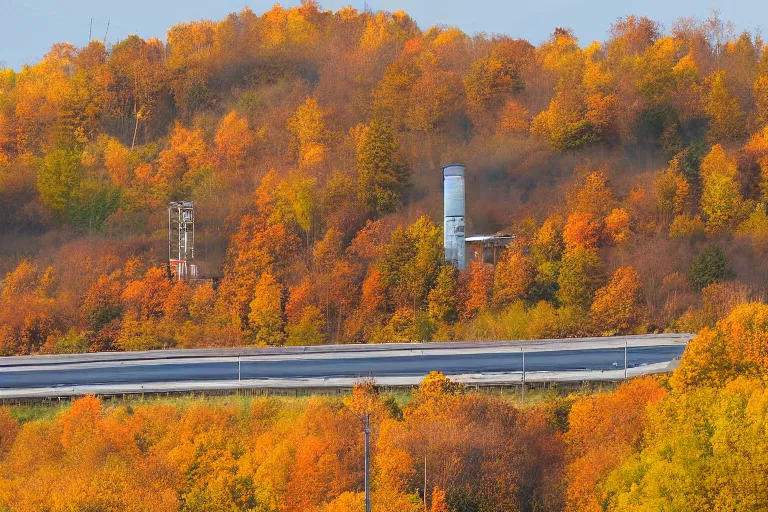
(443, 163, 465, 177)
(465, 235, 515, 243)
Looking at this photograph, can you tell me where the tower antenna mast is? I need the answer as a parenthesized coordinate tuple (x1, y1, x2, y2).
(168, 201, 197, 280)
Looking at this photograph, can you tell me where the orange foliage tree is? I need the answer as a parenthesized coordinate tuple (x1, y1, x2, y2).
(492, 243, 535, 308)
(564, 377, 666, 512)
(462, 260, 494, 319)
(590, 266, 644, 334)
(563, 212, 602, 250)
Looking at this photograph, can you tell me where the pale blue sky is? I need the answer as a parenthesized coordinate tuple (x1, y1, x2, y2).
(1, 0, 764, 70)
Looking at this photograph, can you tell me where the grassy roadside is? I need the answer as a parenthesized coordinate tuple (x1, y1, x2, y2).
(4, 379, 629, 424)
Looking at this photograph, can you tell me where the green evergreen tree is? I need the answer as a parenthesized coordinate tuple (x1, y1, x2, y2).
(357, 117, 410, 216)
(688, 245, 735, 289)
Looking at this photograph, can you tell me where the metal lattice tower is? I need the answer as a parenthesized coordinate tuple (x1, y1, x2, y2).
(168, 201, 197, 280)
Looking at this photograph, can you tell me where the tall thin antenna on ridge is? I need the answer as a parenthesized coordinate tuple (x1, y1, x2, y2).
(103, 20, 110, 46)
(88, 18, 93, 42)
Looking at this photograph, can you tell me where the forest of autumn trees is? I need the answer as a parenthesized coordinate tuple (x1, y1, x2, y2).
(0, 373, 566, 512)
(2, 4, 768, 352)
(4, 5, 768, 510)
(3, 302, 768, 511)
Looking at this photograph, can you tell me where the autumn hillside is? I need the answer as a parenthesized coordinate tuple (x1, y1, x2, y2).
(1, 5, 768, 353)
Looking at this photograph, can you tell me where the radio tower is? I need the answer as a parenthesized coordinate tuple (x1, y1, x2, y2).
(168, 201, 197, 280)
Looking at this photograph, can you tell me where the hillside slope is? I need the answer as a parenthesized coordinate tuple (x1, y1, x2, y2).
(0, 6, 767, 352)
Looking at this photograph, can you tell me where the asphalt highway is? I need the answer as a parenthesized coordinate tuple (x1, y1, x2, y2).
(0, 337, 689, 394)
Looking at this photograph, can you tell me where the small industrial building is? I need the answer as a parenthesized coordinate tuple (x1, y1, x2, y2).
(443, 163, 514, 268)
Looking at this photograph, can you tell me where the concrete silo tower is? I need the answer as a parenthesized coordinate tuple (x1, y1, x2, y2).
(443, 163, 466, 269)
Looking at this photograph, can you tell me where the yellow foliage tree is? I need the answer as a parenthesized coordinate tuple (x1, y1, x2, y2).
(248, 272, 285, 346)
(288, 97, 327, 170)
(700, 144, 746, 235)
(705, 70, 746, 143)
(672, 302, 768, 389)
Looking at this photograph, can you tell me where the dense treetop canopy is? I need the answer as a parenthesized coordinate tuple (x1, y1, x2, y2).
(0, 5, 767, 352)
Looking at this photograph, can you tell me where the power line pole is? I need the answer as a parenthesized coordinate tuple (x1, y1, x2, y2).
(132, 107, 141, 150)
(364, 413, 371, 512)
(342, 404, 372, 512)
(624, 339, 628, 381)
(424, 454, 428, 511)
(521, 347, 526, 402)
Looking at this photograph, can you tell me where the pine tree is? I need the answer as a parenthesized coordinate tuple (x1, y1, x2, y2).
(688, 245, 734, 289)
(357, 117, 410, 216)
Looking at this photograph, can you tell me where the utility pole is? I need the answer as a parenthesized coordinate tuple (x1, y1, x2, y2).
(424, 454, 428, 511)
(343, 404, 371, 512)
(131, 108, 141, 150)
(624, 339, 628, 380)
(521, 347, 526, 402)
(238, 355, 241, 384)
(364, 414, 371, 512)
